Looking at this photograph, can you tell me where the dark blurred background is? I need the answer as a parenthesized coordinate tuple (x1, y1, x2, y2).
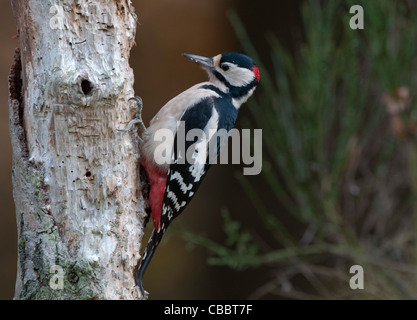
(3, 0, 417, 300)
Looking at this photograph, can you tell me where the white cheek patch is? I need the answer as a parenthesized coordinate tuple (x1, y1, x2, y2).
(228, 68, 255, 87)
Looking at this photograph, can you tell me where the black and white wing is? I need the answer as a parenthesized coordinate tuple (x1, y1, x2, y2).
(158, 95, 235, 239)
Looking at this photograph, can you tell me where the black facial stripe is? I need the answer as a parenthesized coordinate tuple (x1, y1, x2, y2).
(199, 84, 227, 97)
(230, 79, 257, 99)
(213, 70, 228, 86)
(212, 71, 257, 99)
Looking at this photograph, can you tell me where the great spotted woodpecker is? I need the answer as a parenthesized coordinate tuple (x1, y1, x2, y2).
(136, 52, 259, 296)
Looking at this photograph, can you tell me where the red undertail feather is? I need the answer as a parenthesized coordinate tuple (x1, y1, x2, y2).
(141, 156, 167, 231)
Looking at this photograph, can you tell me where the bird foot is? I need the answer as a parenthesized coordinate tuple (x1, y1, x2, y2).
(117, 96, 147, 141)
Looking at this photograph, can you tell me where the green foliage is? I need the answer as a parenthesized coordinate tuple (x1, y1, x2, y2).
(185, 0, 417, 299)
(183, 209, 259, 270)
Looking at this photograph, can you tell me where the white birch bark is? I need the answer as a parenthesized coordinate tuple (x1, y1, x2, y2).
(9, 0, 147, 300)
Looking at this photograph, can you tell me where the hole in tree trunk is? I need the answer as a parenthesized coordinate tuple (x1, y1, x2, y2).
(81, 79, 93, 95)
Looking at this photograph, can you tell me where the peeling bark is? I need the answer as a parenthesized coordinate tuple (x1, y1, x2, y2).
(9, 0, 147, 300)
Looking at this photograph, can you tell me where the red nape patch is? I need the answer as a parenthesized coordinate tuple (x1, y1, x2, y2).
(252, 65, 260, 82)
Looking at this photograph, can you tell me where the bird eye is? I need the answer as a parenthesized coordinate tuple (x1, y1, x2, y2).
(220, 64, 229, 71)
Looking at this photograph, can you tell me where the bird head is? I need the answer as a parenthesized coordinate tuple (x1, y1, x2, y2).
(182, 52, 260, 97)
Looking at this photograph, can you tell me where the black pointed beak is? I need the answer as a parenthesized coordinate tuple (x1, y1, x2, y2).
(182, 53, 214, 69)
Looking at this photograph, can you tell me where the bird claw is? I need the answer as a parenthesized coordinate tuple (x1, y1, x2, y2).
(128, 96, 143, 108)
(117, 96, 147, 136)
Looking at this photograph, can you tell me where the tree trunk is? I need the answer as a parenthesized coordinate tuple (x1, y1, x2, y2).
(9, 0, 147, 300)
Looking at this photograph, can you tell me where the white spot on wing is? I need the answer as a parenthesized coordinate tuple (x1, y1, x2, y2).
(170, 171, 193, 194)
(187, 106, 219, 182)
(189, 163, 205, 182)
(167, 190, 188, 212)
(204, 108, 220, 141)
